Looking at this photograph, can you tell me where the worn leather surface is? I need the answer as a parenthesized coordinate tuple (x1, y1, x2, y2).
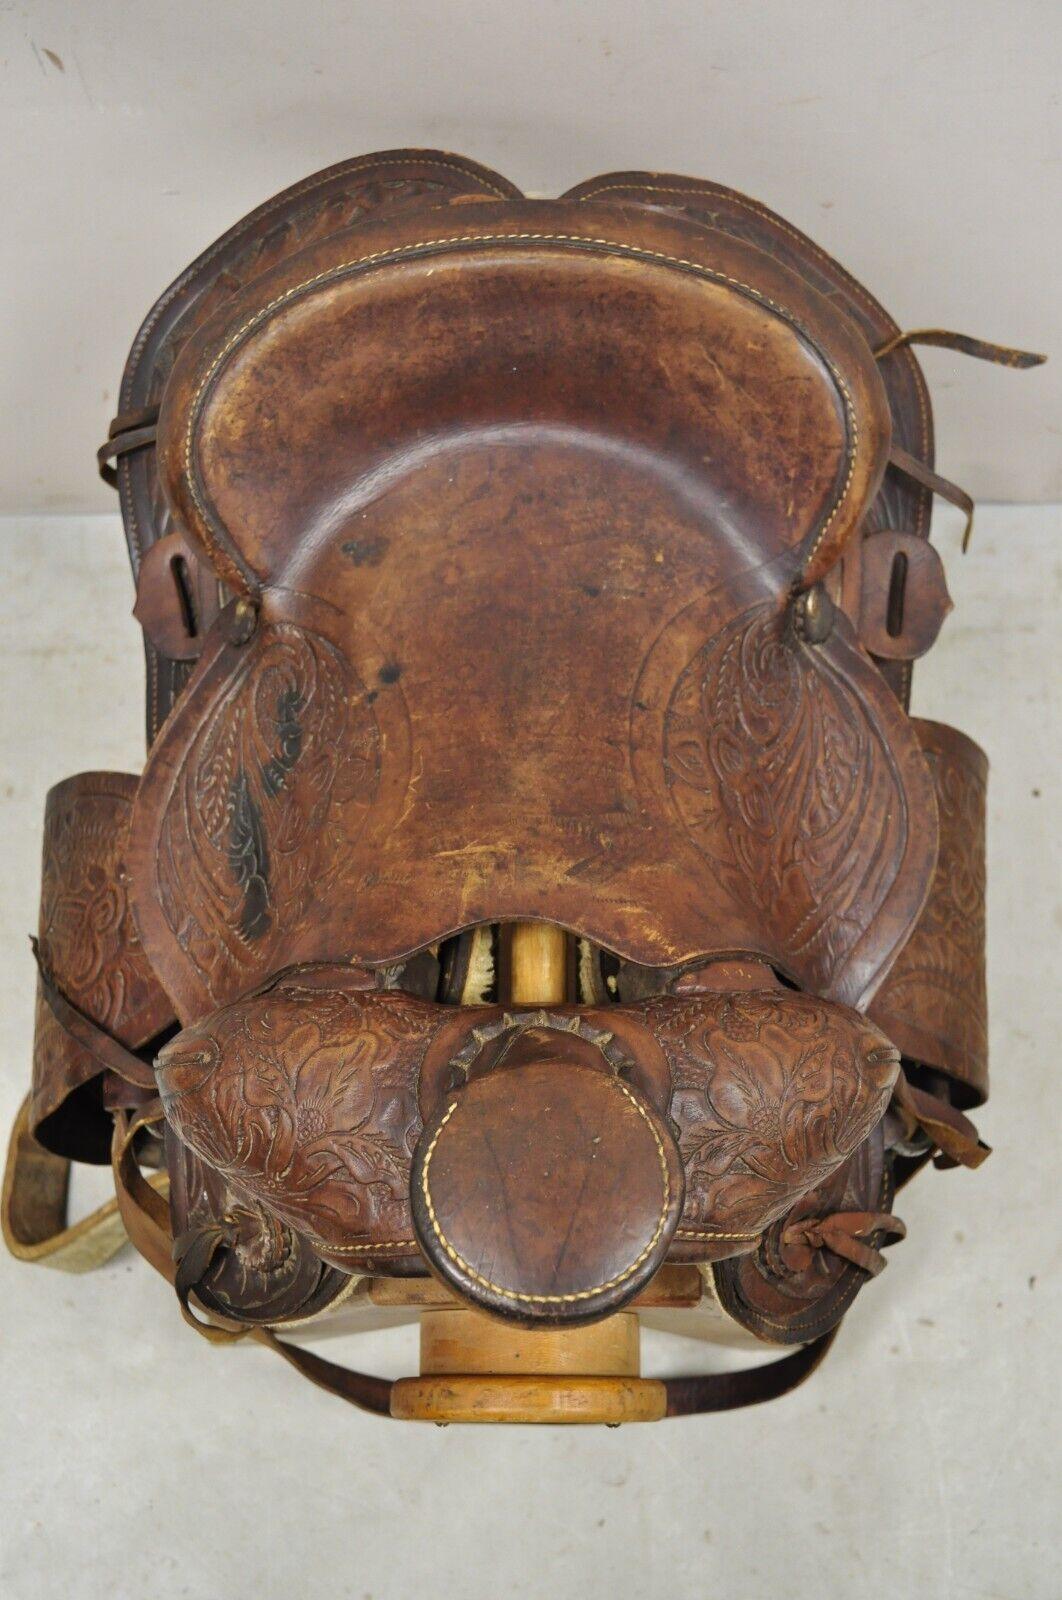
(123, 195, 940, 1021)
(561, 169, 937, 706)
(6, 152, 1006, 1408)
(711, 1122, 895, 1343)
(561, 172, 934, 535)
(154, 962, 898, 1322)
(31, 773, 173, 1161)
(166, 1130, 347, 1324)
(111, 150, 523, 742)
(155, 198, 891, 593)
(856, 531, 953, 661)
(412, 1032, 686, 1326)
(870, 719, 989, 1105)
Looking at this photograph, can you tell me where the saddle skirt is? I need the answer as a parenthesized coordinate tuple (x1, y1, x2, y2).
(6, 149, 1037, 1422)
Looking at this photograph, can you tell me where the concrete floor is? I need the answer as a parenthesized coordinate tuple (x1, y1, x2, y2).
(0, 507, 1058, 1600)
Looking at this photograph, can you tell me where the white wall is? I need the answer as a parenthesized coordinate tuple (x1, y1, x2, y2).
(1, 0, 1058, 514)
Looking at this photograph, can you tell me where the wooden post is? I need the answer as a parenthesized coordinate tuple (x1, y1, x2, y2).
(507, 920, 570, 1004)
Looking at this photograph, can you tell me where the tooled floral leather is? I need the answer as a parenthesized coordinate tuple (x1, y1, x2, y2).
(31, 773, 174, 1155)
(155, 965, 899, 1288)
(641, 988, 899, 1250)
(5, 149, 1014, 1415)
(145, 623, 382, 1011)
(156, 968, 442, 1268)
(664, 602, 922, 994)
(166, 1133, 347, 1324)
(120, 191, 945, 1020)
(869, 720, 988, 1104)
(133, 595, 935, 1020)
(710, 1123, 893, 1344)
(37, 773, 171, 1045)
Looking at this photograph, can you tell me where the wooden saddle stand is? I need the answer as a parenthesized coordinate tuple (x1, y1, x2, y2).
(4, 151, 1043, 1424)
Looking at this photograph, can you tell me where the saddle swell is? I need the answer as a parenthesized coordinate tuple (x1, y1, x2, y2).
(6, 147, 1036, 1423)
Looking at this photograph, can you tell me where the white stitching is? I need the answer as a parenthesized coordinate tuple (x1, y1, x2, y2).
(675, 1227, 761, 1242)
(420, 1083, 671, 1304)
(315, 1238, 417, 1255)
(572, 181, 932, 539)
(182, 230, 860, 590)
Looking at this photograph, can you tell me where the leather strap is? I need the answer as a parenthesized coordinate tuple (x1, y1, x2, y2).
(893, 1076, 991, 1170)
(172, 1220, 250, 1343)
(873, 328, 1046, 368)
(109, 1105, 840, 1420)
(33, 939, 157, 1095)
(879, 332, 1045, 554)
(889, 445, 976, 553)
(97, 405, 159, 489)
(2, 1095, 167, 1272)
(254, 1330, 394, 1417)
(663, 1327, 839, 1416)
(781, 1210, 907, 1277)
(110, 1108, 395, 1416)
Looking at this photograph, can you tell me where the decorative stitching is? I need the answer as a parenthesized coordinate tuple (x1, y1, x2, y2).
(129, 155, 514, 370)
(571, 180, 914, 349)
(313, 1238, 417, 1255)
(572, 180, 933, 547)
(120, 155, 516, 563)
(675, 1227, 761, 1242)
(420, 1084, 671, 1304)
(182, 230, 861, 592)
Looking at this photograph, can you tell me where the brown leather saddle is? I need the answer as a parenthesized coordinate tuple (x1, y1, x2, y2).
(5, 150, 1042, 1424)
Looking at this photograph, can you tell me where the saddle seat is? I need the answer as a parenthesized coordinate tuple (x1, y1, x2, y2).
(131, 196, 934, 1019)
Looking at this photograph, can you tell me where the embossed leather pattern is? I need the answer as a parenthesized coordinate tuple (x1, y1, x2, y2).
(6, 149, 1010, 1417)
(711, 1122, 894, 1343)
(31, 773, 174, 1161)
(166, 1131, 347, 1325)
(870, 720, 989, 1104)
(559, 171, 937, 706)
(156, 967, 433, 1271)
(124, 193, 941, 1017)
(155, 963, 898, 1322)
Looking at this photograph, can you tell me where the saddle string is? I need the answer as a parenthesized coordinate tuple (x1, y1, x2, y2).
(875, 330, 1045, 553)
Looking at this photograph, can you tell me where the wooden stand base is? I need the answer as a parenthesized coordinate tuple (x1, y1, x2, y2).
(390, 1306, 666, 1424)
(391, 1374, 667, 1425)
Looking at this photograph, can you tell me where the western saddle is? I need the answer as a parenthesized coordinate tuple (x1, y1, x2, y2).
(4, 150, 1042, 1423)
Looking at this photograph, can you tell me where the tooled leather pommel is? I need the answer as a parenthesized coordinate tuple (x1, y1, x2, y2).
(154, 966, 900, 1306)
(410, 1022, 685, 1327)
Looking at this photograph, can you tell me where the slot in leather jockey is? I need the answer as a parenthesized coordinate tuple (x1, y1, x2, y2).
(4, 150, 1041, 1423)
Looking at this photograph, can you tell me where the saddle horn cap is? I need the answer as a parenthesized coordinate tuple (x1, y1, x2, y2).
(411, 1047, 684, 1327)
